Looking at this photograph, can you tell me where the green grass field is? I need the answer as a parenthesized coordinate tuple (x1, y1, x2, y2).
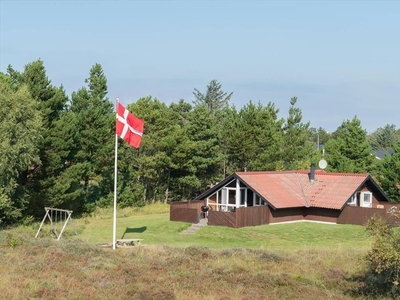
(76, 211, 374, 251)
(0, 204, 382, 299)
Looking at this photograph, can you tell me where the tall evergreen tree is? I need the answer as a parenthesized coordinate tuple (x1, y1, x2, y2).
(0, 76, 42, 223)
(308, 127, 331, 149)
(377, 142, 400, 202)
(193, 79, 233, 114)
(281, 97, 313, 170)
(368, 124, 399, 150)
(137, 97, 179, 204)
(248, 102, 284, 171)
(218, 105, 248, 172)
(187, 104, 223, 192)
(169, 100, 200, 200)
(325, 116, 374, 173)
(215, 105, 240, 176)
(7, 60, 69, 217)
(223, 101, 284, 172)
(66, 64, 114, 212)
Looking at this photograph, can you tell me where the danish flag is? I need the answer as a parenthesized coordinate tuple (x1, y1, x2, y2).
(116, 101, 144, 148)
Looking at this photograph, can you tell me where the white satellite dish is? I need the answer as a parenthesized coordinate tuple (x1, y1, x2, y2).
(318, 159, 327, 170)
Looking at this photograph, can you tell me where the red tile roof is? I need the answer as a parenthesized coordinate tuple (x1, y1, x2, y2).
(236, 171, 368, 210)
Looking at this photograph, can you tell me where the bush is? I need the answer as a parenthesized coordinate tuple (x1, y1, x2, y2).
(362, 216, 400, 297)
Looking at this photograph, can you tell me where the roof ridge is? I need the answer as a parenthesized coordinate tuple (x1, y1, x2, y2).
(236, 170, 298, 175)
(237, 170, 369, 177)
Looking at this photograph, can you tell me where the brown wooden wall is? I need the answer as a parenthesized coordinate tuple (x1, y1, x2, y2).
(208, 206, 269, 228)
(269, 207, 340, 224)
(170, 208, 199, 223)
(337, 205, 400, 226)
(208, 211, 236, 227)
(268, 207, 305, 223)
(302, 207, 340, 223)
(170, 200, 400, 227)
(170, 200, 205, 223)
(235, 206, 269, 227)
(170, 200, 205, 210)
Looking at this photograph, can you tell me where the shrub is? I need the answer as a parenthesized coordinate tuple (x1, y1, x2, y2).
(362, 216, 400, 297)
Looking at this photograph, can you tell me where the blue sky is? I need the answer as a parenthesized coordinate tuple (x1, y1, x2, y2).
(0, 0, 399, 133)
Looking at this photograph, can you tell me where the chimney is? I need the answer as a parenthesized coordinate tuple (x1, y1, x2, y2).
(310, 163, 315, 183)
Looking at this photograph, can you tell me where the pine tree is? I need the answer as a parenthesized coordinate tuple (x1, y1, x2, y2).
(282, 97, 313, 170)
(0, 76, 42, 223)
(6, 60, 69, 217)
(368, 124, 399, 150)
(249, 102, 284, 171)
(325, 116, 374, 173)
(119, 97, 182, 204)
(66, 64, 114, 212)
(187, 104, 223, 193)
(193, 79, 233, 114)
(377, 142, 400, 202)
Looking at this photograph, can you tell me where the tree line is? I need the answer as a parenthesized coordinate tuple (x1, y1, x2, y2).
(1, 60, 399, 225)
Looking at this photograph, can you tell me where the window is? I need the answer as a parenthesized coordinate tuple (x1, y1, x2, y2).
(360, 192, 372, 208)
(253, 194, 267, 206)
(240, 188, 246, 206)
(347, 193, 357, 205)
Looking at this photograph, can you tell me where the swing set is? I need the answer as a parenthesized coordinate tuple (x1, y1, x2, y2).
(35, 207, 73, 240)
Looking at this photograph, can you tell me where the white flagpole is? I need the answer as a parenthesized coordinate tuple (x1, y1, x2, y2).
(113, 97, 119, 250)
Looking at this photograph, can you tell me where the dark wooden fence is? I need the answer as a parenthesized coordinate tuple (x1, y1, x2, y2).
(170, 200, 205, 223)
(170, 201, 400, 227)
(338, 204, 400, 226)
(208, 206, 269, 228)
(208, 211, 236, 227)
(236, 206, 269, 227)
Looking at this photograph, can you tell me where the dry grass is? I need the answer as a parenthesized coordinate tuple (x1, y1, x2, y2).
(0, 205, 379, 299)
(0, 231, 369, 300)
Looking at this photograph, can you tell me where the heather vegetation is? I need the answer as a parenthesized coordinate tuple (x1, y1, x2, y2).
(0, 205, 398, 299)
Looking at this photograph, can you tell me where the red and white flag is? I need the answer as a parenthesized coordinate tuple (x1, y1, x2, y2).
(116, 101, 144, 148)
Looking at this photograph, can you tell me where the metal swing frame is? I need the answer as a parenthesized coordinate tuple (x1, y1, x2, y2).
(35, 207, 73, 240)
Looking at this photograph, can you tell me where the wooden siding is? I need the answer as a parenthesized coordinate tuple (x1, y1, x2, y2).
(170, 200, 400, 227)
(208, 211, 236, 227)
(170, 200, 205, 210)
(235, 206, 269, 227)
(303, 207, 340, 223)
(208, 206, 269, 228)
(268, 207, 306, 223)
(170, 200, 205, 223)
(170, 208, 199, 223)
(337, 205, 400, 226)
(269, 207, 339, 224)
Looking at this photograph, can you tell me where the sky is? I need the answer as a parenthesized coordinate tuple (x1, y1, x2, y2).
(0, 0, 399, 133)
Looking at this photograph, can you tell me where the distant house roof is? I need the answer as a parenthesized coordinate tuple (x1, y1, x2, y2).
(371, 149, 394, 160)
(196, 170, 389, 210)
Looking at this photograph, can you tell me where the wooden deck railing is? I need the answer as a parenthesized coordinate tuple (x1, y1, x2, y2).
(170, 200, 205, 223)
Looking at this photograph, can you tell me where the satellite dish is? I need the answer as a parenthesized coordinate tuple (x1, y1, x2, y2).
(318, 159, 327, 170)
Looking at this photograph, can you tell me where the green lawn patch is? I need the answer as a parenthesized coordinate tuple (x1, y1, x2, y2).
(77, 209, 373, 251)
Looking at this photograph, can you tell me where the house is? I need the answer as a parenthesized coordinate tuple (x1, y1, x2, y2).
(170, 166, 399, 228)
(371, 149, 394, 160)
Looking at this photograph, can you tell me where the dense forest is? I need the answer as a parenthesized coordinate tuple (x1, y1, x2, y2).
(1, 60, 400, 225)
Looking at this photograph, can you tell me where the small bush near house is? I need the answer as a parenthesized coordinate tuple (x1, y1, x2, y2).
(356, 215, 400, 298)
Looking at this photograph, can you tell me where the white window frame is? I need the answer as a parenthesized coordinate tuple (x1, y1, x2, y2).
(360, 191, 372, 208)
(253, 193, 266, 206)
(207, 186, 248, 212)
